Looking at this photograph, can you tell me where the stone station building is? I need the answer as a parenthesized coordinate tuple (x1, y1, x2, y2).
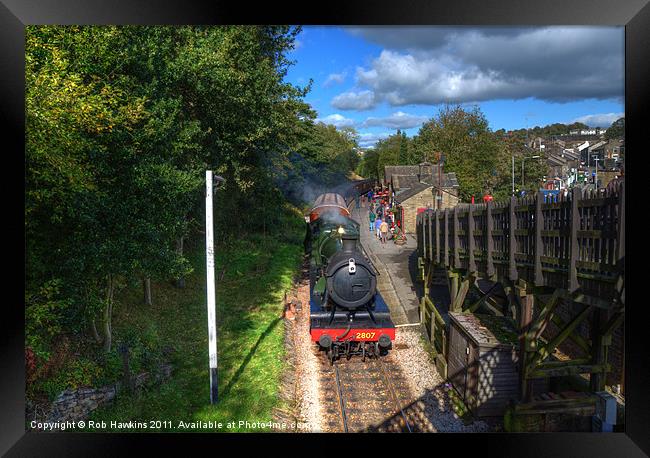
(384, 162, 460, 234)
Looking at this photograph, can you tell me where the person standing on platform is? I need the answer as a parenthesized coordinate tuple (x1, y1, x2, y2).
(379, 219, 389, 245)
(369, 210, 376, 232)
(375, 216, 382, 239)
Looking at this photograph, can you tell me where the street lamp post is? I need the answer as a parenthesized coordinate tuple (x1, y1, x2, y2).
(593, 156, 600, 190)
(205, 170, 225, 404)
(522, 155, 541, 189)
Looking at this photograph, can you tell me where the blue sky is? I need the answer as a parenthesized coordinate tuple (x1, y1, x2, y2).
(285, 26, 624, 148)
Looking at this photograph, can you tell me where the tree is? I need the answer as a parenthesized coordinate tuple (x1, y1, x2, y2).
(411, 105, 507, 200)
(605, 117, 625, 140)
(356, 148, 381, 181)
(26, 25, 312, 354)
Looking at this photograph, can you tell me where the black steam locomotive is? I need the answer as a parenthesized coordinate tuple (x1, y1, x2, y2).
(306, 192, 395, 363)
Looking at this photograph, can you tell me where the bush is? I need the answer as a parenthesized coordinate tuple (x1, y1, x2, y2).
(25, 279, 71, 361)
(95, 350, 123, 386)
(37, 357, 102, 401)
(112, 323, 164, 379)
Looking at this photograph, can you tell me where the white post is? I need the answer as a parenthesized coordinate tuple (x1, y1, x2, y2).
(205, 170, 218, 404)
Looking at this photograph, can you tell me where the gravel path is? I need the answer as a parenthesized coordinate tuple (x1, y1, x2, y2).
(292, 276, 323, 432)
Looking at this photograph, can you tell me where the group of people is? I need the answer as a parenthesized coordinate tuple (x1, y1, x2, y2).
(368, 210, 390, 244)
(364, 187, 396, 246)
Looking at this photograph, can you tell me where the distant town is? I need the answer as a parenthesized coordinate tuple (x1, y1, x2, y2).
(516, 123, 624, 192)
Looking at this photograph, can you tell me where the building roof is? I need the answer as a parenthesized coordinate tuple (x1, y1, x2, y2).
(392, 174, 420, 190)
(394, 182, 432, 204)
(588, 140, 607, 152)
(442, 172, 459, 188)
(563, 149, 580, 160)
(384, 165, 419, 183)
(548, 155, 567, 167)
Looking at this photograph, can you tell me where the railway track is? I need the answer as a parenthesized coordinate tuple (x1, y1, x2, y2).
(319, 349, 416, 432)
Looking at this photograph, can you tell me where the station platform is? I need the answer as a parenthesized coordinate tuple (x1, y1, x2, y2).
(351, 204, 421, 325)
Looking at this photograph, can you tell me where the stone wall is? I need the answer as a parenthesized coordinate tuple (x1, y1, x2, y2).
(33, 363, 173, 427)
(401, 187, 434, 234)
(401, 188, 459, 234)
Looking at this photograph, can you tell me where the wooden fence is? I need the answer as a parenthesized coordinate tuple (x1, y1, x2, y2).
(417, 183, 624, 306)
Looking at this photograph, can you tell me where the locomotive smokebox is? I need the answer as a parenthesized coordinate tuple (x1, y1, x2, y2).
(325, 235, 377, 309)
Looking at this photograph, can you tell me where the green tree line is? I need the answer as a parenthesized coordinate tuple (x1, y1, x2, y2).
(26, 25, 358, 362)
(357, 105, 557, 201)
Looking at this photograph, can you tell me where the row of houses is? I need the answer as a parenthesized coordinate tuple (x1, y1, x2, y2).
(533, 137, 624, 190)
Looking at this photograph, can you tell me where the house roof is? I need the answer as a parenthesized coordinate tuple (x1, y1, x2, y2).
(442, 172, 459, 188)
(588, 140, 607, 152)
(548, 155, 567, 166)
(384, 165, 419, 182)
(563, 149, 580, 160)
(392, 174, 420, 189)
(395, 182, 432, 204)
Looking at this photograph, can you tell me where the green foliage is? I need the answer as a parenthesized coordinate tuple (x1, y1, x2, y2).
(412, 105, 508, 200)
(281, 121, 360, 197)
(25, 279, 71, 360)
(26, 25, 318, 361)
(605, 117, 625, 140)
(38, 358, 103, 401)
(356, 130, 415, 181)
(95, 351, 123, 387)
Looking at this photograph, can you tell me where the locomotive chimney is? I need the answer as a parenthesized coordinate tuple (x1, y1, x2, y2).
(341, 234, 356, 253)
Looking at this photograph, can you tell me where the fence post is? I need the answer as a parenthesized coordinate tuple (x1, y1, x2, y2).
(453, 207, 460, 268)
(468, 203, 476, 273)
(569, 187, 580, 292)
(422, 211, 427, 261)
(444, 208, 450, 268)
(486, 200, 495, 277)
(616, 181, 625, 270)
(435, 210, 440, 265)
(427, 210, 433, 261)
(509, 196, 518, 281)
(534, 191, 544, 286)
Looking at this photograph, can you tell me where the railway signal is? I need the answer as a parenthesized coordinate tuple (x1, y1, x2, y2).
(205, 170, 225, 404)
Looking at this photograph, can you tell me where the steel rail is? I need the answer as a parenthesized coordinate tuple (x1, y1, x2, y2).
(375, 357, 413, 433)
(333, 363, 349, 433)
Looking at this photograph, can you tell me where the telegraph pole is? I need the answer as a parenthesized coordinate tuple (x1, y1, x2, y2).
(205, 170, 225, 404)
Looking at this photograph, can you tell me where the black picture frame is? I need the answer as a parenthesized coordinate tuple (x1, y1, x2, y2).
(3, 0, 648, 456)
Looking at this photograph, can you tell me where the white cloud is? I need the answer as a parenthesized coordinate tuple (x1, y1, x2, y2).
(571, 112, 624, 128)
(362, 111, 428, 129)
(336, 27, 624, 107)
(331, 90, 377, 111)
(324, 72, 347, 87)
(358, 132, 391, 148)
(315, 113, 357, 128)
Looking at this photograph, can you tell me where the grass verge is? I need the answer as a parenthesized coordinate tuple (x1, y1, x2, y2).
(83, 227, 303, 432)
